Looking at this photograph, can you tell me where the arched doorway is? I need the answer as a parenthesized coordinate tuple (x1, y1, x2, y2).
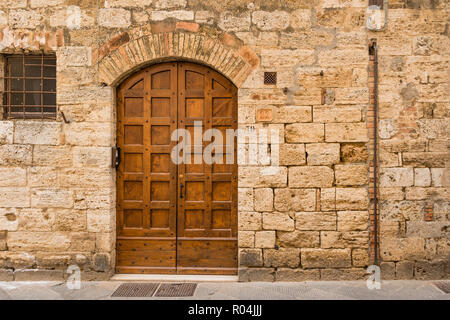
(116, 62, 238, 275)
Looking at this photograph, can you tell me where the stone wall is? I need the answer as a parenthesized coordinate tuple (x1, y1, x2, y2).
(0, 0, 448, 281)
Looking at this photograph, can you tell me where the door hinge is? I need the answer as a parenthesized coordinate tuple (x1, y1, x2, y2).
(112, 146, 121, 169)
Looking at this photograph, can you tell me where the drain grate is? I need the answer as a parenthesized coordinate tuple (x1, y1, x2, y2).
(154, 283, 197, 297)
(111, 283, 160, 297)
(434, 281, 450, 293)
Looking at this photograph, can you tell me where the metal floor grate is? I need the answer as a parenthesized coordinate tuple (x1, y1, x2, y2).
(433, 281, 450, 293)
(111, 283, 160, 297)
(154, 283, 197, 297)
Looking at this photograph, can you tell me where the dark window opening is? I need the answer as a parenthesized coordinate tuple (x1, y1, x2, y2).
(369, 0, 384, 8)
(264, 72, 277, 85)
(3, 54, 57, 120)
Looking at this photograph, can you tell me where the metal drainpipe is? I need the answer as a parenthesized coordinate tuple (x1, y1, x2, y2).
(372, 41, 379, 265)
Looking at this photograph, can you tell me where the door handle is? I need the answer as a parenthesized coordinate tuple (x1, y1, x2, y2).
(113, 147, 121, 169)
(180, 183, 184, 199)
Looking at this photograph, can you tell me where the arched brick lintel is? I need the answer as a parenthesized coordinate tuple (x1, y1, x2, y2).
(96, 30, 259, 88)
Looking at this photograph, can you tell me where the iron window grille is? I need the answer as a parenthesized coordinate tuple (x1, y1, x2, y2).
(2, 54, 57, 120)
(264, 72, 277, 85)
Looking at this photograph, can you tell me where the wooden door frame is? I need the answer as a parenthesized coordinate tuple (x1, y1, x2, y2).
(114, 60, 239, 275)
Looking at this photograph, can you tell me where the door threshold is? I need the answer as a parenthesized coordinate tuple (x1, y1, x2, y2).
(110, 274, 238, 282)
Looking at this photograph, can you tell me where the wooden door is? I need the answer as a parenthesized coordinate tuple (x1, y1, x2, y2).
(116, 62, 237, 275)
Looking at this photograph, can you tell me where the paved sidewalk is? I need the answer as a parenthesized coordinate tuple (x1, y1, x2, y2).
(0, 280, 449, 300)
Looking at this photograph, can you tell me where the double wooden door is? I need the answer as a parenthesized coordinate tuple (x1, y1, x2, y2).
(116, 62, 238, 275)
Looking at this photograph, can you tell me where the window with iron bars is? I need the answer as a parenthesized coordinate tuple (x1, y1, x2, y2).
(2, 54, 57, 120)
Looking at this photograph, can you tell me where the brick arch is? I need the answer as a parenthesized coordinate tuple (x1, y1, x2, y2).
(95, 24, 259, 88)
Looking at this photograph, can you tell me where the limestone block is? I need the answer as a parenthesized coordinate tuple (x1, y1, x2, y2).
(96, 233, 115, 252)
(59, 168, 113, 188)
(87, 210, 113, 232)
(279, 144, 306, 166)
(7, 232, 71, 251)
(295, 212, 336, 231)
(278, 230, 319, 248)
(273, 106, 312, 123)
(262, 212, 295, 231)
(313, 106, 362, 123)
(261, 49, 315, 68)
(0, 145, 32, 166)
(396, 260, 414, 280)
(64, 122, 112, 146)
(325, 123, 368, 142)
(0, 269, 13, 281)
(255, 231, 275, 248)
(151, 10, 194, 21)
(93, 253, 111, 272)
(9, 10, 41, 29)
(28, 167, 58, 187)
(0, 121, 13, 144)
(98, 8, 131, 28)
(17, 208, 54, 231)
(30, 0, 64, 7)
(239, 249, 263, 267)
(0, 188, 30, 207)
(431, 168, 447, 187)
(379, 187, 404, 201)
(406, 221, 449, 238)
(254, 188, 273, 211)
(320, 188, 335, 211)
(414, 168, 431, 187)
(275, 268, 320, 281)
(58, 46, 92, 67)
(58, 86, 112, 104)
(238, 167, 287, 188)
(0, 167, 26, 187)
(252, 11, 290, 30)
(321, 231, 368, 249)
(289, 166, 334, 188)
(264, 248, 300, 268)
(238, 212, 262, 231)
(31, 188, 74, 208)
(351, 249, 369, 267)
(218, 11, 251, 31)
(238, 231, 254, 248)
(337, 211, 368, 231)
(402, 152, 446, 167)
(0, 0, 27, 8)
(55, 209, 87, 231)
(318, 49, 368, 66)
(0, 208, 19, 231)
(274, 188, 316, 212)
(335, 164, 368, 186)
(289, 9, 311, 30)
(105, 0, 153, 7)
(238, 188, 254, 211)
(14, 269, 64, 281)
(73, 147, 112, 168)
(69, 232, 95, 252)
(33, 146, 72, 167)
(380, 238, 425, 261)
(238, 268, 274, 282)
(335, 188, 368, 210)
(301, 248, 351, 268)
(340, 143, 368, 162)
(380, 168, 414, 187)
(320, 268, 367, 280)
(305, 143, 340, 165)
(13, 121, 61, 145)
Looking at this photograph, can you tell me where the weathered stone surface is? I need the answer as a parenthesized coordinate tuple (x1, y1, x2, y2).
(351, 249, 369, 267)
(151, 10, 194, 21)
(0, 269, 13, 281)
(17, 208, 54, 231)
(335, 164, 368, 186)
(381, 238, 425, 261)
(301, 249, 351, 268)
(320, 188, 335, 211)
(274, 188, 316, 212)
(239, 231, 254, 248)
(264, 248, 300, 268)
(380, 168, 414, 187)
(335, 188, 369, 210)
(285, 123, 324, 143)
(105, 0, 153, 7)
(396, 261, 414, 279)
(254, 188, 273, 212)
(58, 46, 92, 67)
(325, 123, 368, 142)
(273, 106, 312, 123)
(289, 166, 334, 188)
(238, 268, 275, 282)
(305, 143, 340, 166)
(278, 230, 319, 248)
(279, 144, 306, 165)
(0, 145, 32, 166)
(98, 8, 131, 28)
(238, 188, 253, 212)
(252, 11, 289, 31)
(262, 212, 295, 231)
(239, 249, 263, 267)
(261, 49, 315, 68)
(218, 11, 250, 31)
(340, 143, 368, 162)
(33, 146, 72, 167)
(239, 212, 262, 231)
(7, 232, 71, 251)
(0, 168, 26, 187)
(239, 167, 287, 188)
(9, 10, 41, 29)
(0, 121, 13, 144)
(295, 212, 336, 231)
(87, 210, 113, 232)
(0, 188, 30, 208)
(255, 231, 275, 248)
(93, 253, 111, 272)
(14, 269, 64, 281)
(275, 268, 320, 281)
(313, 106, 362, 123)
(415, 260, 447, 280)
(320, 268, 367, 280)
(337, 211, 368, 232)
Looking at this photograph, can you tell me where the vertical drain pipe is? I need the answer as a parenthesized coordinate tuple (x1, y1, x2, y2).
(369, 40, 379, 265)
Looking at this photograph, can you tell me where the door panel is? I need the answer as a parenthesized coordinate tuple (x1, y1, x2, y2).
(116, 62, 237, 275)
